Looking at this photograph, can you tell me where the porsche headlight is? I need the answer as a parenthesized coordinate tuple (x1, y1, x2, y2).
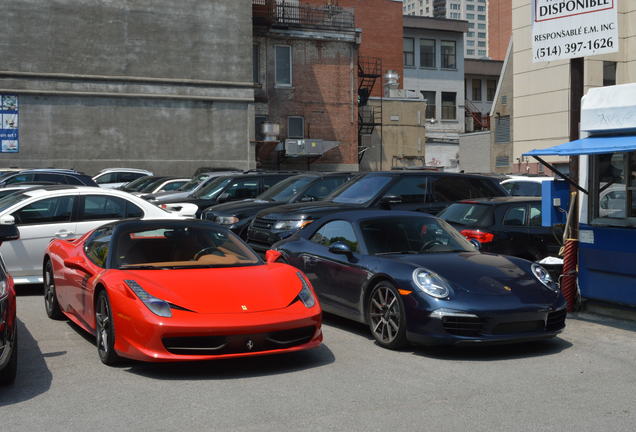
(531, 263, 558, 292)
(215, 216, 239, 225)
(125, 280, 172, 317)
(0, 280, 7, 300)
(412, 268, 450, 299)
(273, 219, 313, 231)
(296, 272, 316, 308)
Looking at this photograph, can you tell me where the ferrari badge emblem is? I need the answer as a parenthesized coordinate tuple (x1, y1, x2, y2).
(241, 305, 248, 311)
(246, 340, 254, 350)
(503, 286, 512, 292)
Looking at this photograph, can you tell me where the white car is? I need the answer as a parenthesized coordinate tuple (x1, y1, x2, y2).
(92, 168, 153, 189)
(500, 176, 554, 196)
(0, 185, 178, 284)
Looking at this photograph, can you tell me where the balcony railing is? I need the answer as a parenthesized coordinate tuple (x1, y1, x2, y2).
(253, 1, 355, 32)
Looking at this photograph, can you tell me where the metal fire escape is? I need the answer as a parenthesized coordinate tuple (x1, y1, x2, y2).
(465, 99, 490, 131)
(358, 56, 382, 162)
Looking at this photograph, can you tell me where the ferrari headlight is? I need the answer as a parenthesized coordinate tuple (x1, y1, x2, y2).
(412, 268, 450, 299)
(0, 280, 7, 300)
(531, 263, 558, 292)
(273, 219, 313, 231)
(215, 216, 239, 225)
(125, 280, 172, 318)
(296, 272, 316, 308)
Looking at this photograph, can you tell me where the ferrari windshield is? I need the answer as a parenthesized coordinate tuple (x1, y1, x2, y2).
(360, 216, 474, 255)
(258, 176, 314, 202)
(113, 223, 260, 269)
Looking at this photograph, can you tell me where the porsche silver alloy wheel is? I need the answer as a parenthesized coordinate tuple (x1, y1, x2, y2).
(44, 260, 63, 320)
(368, 283, 407, 349)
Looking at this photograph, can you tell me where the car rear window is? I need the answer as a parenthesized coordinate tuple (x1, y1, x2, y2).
(438, 202, 494, 227)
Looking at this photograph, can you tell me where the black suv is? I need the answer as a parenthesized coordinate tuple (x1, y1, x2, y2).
(0, 169, 98, 187)
(438, 196, 563, 261)
(158, 171, 298, 218)
(201, 172, 357, 238)
(246, 171, 507, 252)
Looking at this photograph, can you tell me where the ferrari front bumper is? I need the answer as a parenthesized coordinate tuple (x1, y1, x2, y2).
(112, 300, 322, 362)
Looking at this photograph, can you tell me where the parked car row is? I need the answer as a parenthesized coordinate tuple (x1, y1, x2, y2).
(0, 167, 568, 384)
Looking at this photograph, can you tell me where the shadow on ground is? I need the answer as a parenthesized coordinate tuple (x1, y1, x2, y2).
(323, 311, 573, 361)
(0, 319, 54, 406)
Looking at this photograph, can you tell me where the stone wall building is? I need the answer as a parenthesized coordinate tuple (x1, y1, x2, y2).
(0, 0, 254, 175)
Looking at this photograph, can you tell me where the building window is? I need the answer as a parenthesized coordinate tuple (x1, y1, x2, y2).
(472, 79, 482, 101)
(603, 61, 617, 86)
(478, 5, 486, 11)
(467, 13, 475, 19)
(450, 12, 460, 19)
(441, 92, 456, 120)
(467, 40, 475, 47)
(467, 49, 475, 55)
(404, 37, 415, 67)
(478, 14, 486, 20)
(421, 91, 436, 119)
(478, 23, 486, 29)
(420, 39, 436, 68)
(441, 40, 456, 69)
(275, 45, 292, 86)
(467, 5, 474, 10)
(591, 151, 636, 222)
(450, 3, 460, 9)
(288, 116, 304, 139)
(467, 31, 475, 37)
(468, 22, 475, 28)
(478, 32, 486, 38)
(495, 116, 511, 143)
(487, 79, 497, 101)
(495, 155, 511, 167)
(478, 49, 487, 56)
(253, 44, 260, 84)
(478, 41, 486, 47)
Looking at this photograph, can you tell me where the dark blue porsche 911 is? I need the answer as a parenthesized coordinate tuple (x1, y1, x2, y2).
(273, 210, 567, 349)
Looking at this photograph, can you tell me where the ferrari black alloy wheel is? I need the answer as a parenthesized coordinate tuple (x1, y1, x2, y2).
(44, 259, 64, 320)
(367, 282, 407, 349)
(95, 290, 120, 366)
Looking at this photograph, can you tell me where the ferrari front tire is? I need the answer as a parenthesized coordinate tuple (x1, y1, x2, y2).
(0, 329, 17, 386)
(44, 259, 64, 320)
(367, 281, 408, 350)
(95, 290, 120, 366)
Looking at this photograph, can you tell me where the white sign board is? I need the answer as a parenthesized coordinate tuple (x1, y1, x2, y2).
(532, 0, 618, 63)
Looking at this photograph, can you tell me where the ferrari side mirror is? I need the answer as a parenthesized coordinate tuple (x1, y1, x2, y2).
(265, 249, 282, 264)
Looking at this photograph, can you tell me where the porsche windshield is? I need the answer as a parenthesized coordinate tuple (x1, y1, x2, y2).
(360, 216, 474, 255)
(114, 224, 260, 269)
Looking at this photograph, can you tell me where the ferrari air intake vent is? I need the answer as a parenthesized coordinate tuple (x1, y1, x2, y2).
(442, 316, 483, 337)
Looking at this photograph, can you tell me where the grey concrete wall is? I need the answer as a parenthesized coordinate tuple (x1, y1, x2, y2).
(459, 131, 491, 173)
(0, 0, 255, 176)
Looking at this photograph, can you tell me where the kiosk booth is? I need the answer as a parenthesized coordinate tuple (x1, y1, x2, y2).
(524, 83, 636, 308)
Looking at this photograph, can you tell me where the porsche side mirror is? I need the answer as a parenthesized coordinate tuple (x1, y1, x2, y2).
(265, 249, 282, 264)
(0, 214, 16, 225)
(0, 223, 19, 245)
(64, 257, 92, 275)
(329, 241, 352, 256)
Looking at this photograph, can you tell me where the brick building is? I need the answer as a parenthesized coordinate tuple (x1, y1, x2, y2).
(488, 0, 512, 61)
(302, 0, 404, 96)
(252, 0, 359, 170)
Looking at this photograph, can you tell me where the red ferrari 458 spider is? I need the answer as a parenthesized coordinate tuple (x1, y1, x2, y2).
(43, 219, 322, 365)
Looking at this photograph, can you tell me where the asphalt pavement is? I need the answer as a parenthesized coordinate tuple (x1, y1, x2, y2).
(1, 289, 635, 432)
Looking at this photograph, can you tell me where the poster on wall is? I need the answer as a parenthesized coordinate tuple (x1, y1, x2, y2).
(532, 0, 619, 63)
(0, 95, 19, 153)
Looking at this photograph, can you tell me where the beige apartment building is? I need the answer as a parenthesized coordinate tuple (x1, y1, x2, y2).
(511, 1, 636, 174)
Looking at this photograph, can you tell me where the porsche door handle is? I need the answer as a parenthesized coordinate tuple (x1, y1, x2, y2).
(55, 230, 74, 239)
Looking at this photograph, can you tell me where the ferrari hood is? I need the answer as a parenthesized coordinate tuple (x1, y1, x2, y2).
(118, 264, 303, 314)
(392, 252, 556, 301)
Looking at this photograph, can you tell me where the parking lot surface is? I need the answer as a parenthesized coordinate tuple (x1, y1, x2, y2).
(2, 290, 635, 432)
